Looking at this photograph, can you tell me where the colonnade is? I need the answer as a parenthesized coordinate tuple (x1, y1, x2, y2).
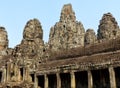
(0, 63, 118, 88)
(34, 67, 117, 88)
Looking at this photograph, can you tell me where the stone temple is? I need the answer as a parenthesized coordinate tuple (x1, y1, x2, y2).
(0, 3, 120, 88)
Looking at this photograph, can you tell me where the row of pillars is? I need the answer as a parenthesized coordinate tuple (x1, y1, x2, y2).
(1, 62, 116, 88)
(34, 67, 116, 88)
(4, 62, 25, 82)
(0, 63, 11, 83)
(34, 72, 76, 88)
(5, 62, 37, 83)
(88, 67, 116, 88)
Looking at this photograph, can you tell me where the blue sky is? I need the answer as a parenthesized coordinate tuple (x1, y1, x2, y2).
(0, 0, 120, 48)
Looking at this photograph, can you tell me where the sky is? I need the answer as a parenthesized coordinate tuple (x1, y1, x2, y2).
(0, 0, 120, 48)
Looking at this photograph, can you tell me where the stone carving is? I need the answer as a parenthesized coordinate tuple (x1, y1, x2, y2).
(48, 4, 85, 51)
(1, 4, 120, 88)
(12, 19, 48, 77)
(23, 19, 43, 40)
(85, 29, 97, 45)
(0, 27, 9, 58)
(0, 27, 8, 50)
(97, 13, 120, 41)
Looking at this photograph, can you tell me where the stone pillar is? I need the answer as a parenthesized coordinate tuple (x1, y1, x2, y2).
(44, 74, 48, 88)
(109, 67, 116, 88)
(25, 67, 29, 81)
(23, 66, 29, 81)
(23, 67, 26, 81)
(56, 73, 61, 88)
(70, 72, 76, 88)
(88, 70, 93, 88)
(7, 63, 10, 81)
(1, 67, 6, 83)
(14, 64, 17, 77)
(34, 73, 38, 88)
(14, 65, 21, 81)
(18, 68, 21, 81)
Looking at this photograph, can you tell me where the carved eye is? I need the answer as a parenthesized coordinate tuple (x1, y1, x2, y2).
(32, 50, 34, 53)
(113, 30, 116, 36)
(43, 48, 45, 52)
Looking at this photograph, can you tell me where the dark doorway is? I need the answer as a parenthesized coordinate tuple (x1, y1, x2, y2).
(60, 73, 70, 88)
(20, 68, 23, 80)
(37, 75, 44, 88)
(92, 69, 110, 88)
(75, 71, 88, 88)
(0, 72, 2, 82)
(115, 67, 120, 88)
(48, 74, 57, 88)
(30, 74, 34, 82)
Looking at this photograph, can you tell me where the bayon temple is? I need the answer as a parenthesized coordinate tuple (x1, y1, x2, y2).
(0, 4, 120, 88)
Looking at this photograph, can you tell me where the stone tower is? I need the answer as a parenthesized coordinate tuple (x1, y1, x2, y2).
(0, 27, 8, 50)
(0, 27, 9, 58)
(85, 29, 97, 45)
(97, 13, 120, 41)
(23, 19, 43, 40)
(13, 19, 46, 66)
(49, 4, 85, 51)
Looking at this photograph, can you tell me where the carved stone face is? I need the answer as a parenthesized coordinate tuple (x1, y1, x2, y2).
(62, 5, 72, 16)
(23, 19, 43, 40)
(0, 27, 8, 50)
(98, 13, 119, 40)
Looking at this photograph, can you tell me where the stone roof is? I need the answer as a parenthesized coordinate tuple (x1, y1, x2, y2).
(37, 50, 120, 75)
